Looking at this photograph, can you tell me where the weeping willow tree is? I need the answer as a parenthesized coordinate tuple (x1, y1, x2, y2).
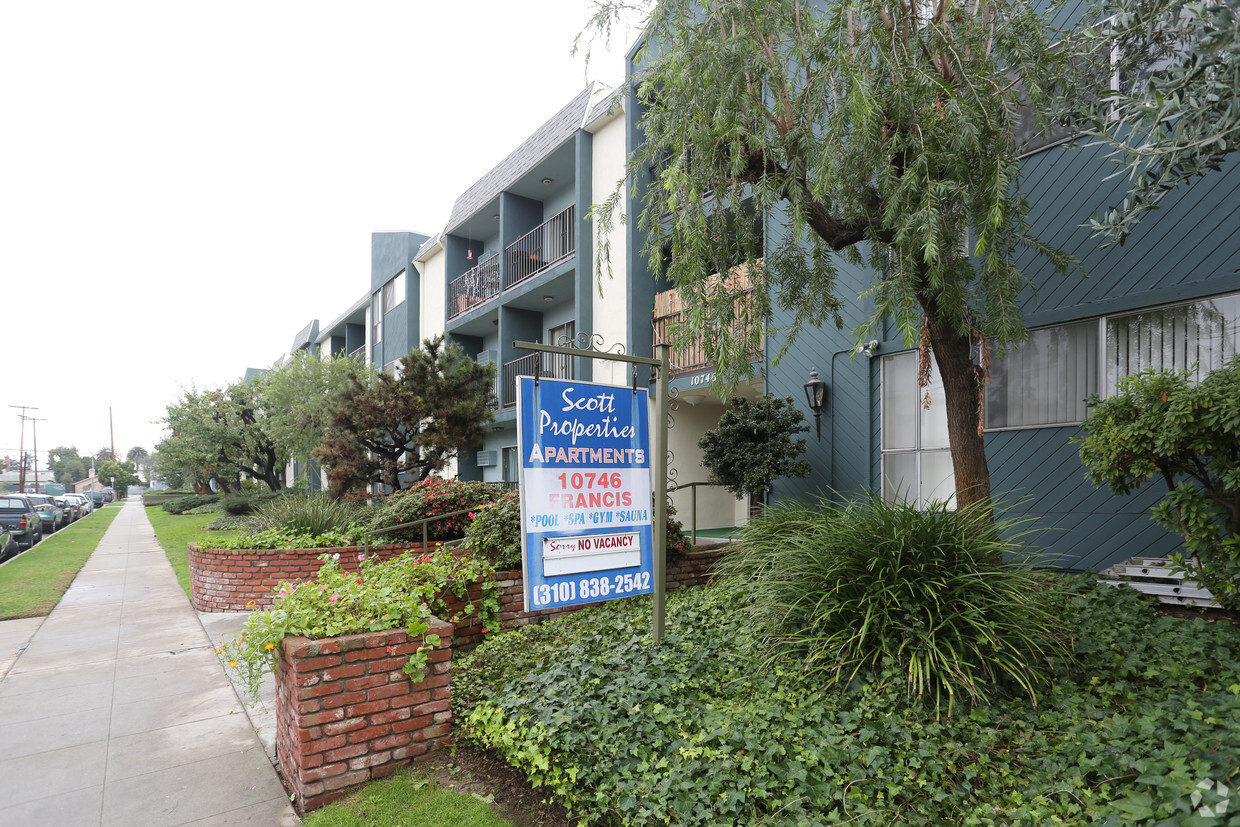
(591, 0, 1086, 512)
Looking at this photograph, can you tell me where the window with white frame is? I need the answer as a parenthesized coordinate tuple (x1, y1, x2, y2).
(501, 446, 519, 485)
(382, 270, 406, 315)
(985, 321, 1099, 429)
(1105, 292, 1240, 392)
(371, 292, 382, 345)
(880, 351, 955, 508)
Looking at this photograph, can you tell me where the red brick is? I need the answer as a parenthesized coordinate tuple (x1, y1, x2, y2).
(416, 723, 451, 741)
(349, 751, 393, 770)
(302, 708, 346, 727)
(293, 655, 343, 672)
(300, 734, 346, 756)
(348, 724, 392, 744)
(321, 663, 366, 680)
(323, 769, 371, 792)
(299, 761, 347, 782)
(370, 708, 411, 726)
(345, 700, 390, 717)
(326, 743, 368, 763)
(321, 690, 368, 710)
(343, 675, 387, 692)
(370, 683, 418, 702)
(322, 719, 364, 738)
(298, 683, 341, 700)
(372, 732, 412, 751)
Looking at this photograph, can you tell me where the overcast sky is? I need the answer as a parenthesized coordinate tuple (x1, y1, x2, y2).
(1, 1, 638, 467)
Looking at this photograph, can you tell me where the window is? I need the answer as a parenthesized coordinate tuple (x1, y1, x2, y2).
(1105, 292, 1240, 392)
(985, 321, 1099, 429)
(881, 351, 955, 508)
(371, 292, 382, 345)
(382, 270, 406, 315)
(546, 321, 576, 379)
(383, 359, 402, 378)
(502, 446, 519, 486)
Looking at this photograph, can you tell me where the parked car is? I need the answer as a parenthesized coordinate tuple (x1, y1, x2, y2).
(88, 490, 107, 508)
(74, 493, 94, 516)
(101, 488, 115, 503)
(65, 493, 91, 517)
(23, 493, 65, 532)
(55, 495, 81, 523)
(0, 529, 14, 562)
(0, 495, 43, 549)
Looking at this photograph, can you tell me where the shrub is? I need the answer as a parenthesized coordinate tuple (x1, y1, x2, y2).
(1076, 356, 1240, 610)
(205, 514, 248, 531)
(459, 490, 522, 569)
(458, 489, 693, 569)
(219, 548, 500, 699)
(365, 478, 505, 542)
(161, 493, 219, 514)
(717, 493, 1071, 711)
(202, 525, 367, 550)
(243, 491, 360, 536)
(698, 394, 811, 500)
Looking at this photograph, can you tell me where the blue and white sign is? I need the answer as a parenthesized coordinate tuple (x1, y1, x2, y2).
(517, 375, 654, 611)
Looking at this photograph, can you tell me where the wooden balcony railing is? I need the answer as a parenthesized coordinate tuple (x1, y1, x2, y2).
(505, 205, 575, 289)
(501, 350, 575, 408)
(448, 253, 501, 319)
(652, 261, 763, 374)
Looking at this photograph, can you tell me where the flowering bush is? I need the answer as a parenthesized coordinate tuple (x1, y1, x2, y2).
(219, 548, 501, 699)
(365, 478, 505, 542)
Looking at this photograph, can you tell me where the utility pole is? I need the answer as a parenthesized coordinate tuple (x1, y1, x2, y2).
(109, 406, 116, 462)
(9, 405, 38, 492)
(29, 417, 47, 492)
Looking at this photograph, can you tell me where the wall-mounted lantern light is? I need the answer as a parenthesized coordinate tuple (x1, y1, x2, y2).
(803, 367, 828, 442)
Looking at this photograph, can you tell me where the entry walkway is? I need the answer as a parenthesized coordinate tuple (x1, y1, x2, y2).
(0, 498, 299, 825)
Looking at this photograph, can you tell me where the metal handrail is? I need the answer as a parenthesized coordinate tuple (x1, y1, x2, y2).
(504, 205, 575, 288)
(667, 480, 733, 547)
(365, 507, 474, 553)
(449, 253, 502, 318)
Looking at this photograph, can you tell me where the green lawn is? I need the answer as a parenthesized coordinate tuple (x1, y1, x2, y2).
(0, 505, 122, 619)
(145, 505, 239, 597)
(303, 767, 513, 827)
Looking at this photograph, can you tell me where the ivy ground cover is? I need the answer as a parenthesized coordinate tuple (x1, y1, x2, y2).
(457, 578, 1240, 826)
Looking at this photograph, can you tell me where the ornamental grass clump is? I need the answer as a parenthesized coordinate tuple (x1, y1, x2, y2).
(219, 548, 500, 699)
(719, 493, 1070, 711)
(243, 490, 361, 536)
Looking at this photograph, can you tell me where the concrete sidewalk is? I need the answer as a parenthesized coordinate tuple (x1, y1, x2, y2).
(0, 498, 299, 825)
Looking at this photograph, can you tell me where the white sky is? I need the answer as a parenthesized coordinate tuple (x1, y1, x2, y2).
(1, 1, 638, 467)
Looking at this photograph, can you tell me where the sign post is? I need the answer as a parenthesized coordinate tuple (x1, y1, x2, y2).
(512, 341, 669, 641)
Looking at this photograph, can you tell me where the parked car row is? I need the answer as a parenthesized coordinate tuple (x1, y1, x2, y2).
(0, 490, 106, 562)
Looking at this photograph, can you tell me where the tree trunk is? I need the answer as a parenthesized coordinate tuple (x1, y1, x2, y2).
(919, 294, 992, 517)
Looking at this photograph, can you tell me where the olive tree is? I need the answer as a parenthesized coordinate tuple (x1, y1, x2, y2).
(591, 0, 1083, 514)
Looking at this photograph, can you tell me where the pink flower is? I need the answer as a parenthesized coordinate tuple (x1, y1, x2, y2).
(330, 593, 340, 604)
(357, 553, 365, 562)
(386, 645, 393, 654)
(278, 588, 287, 596)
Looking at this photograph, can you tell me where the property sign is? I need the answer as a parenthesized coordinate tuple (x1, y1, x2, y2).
(517, 375, 654, 611)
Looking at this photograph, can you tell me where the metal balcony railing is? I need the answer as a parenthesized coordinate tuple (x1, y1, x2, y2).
(448, 252, 501, 319)
(652, 261, 763, 374)
(505, 205, 575, 289)
(501, 350, 575, 408)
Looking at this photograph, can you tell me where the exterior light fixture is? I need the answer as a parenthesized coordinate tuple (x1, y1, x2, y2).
(541, 177, 553, 185)
(542, 295, 554, 303)
(858, 339, 880, 357)
(803, 367, 828, 442)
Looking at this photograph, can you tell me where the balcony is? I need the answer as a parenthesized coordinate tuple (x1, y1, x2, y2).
(501, 350, 575, 409)
(505, 205, 575, 289)
(448, 253, 501, 319)
(652, 261, 763, 375)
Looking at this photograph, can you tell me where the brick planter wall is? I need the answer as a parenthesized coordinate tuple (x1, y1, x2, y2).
(189, 542, 441, 612)
(275, 620, 454, 813)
